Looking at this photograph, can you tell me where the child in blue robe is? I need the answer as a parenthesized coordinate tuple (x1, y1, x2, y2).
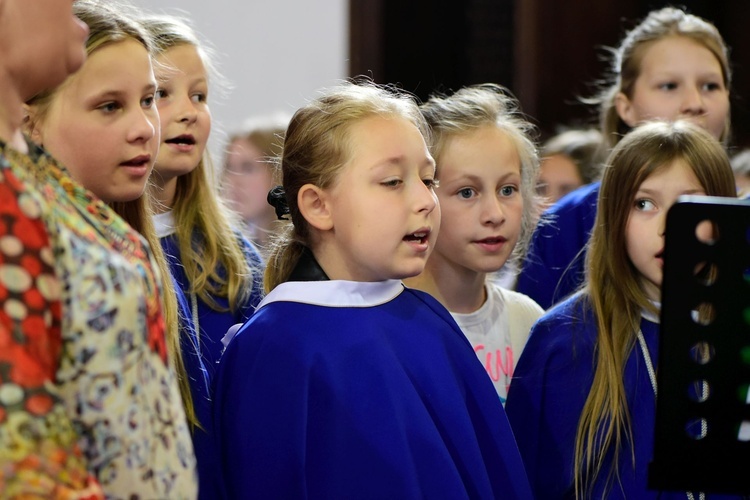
(506, 121, 742, 499)
(516, 7, 733, 310)
(213, 81, 532, 499)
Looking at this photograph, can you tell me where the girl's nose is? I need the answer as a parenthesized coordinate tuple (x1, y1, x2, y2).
(681, 85, 706, 116)
(129, 110, 157, 143)
(482, 196, 506, 225)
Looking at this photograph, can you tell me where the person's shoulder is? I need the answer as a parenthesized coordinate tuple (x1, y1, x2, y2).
(530, 182, 600, 243)
(531, 292, 589, 333)
(1, 143, 40, 192)
(522, 292, 596, 360)
(401, 286, 468, 333)
(0, 145, 59, 225)
(233, 298, 303, 336)
(404, 286, 440, 304)
(403, 286, 454, 317)
(0, 153, 30, 195)
(220, 300, 310, 364)
(545, 181, 600, 216)
(493, 285, 544, 315)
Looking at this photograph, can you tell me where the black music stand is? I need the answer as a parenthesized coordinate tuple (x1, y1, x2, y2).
(649, 195, 750, 494)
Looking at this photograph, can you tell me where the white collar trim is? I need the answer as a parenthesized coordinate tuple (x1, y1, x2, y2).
(153, 210, 176, 238)
(258, 279, 405, 310)
(641, 300, 661, 324)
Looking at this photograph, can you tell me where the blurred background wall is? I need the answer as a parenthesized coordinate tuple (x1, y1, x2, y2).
(132, 0, 750, 155)
(130, 0, 348, 156)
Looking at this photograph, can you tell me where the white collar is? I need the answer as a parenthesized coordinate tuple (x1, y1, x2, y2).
(258, 279, 405, 310)
(153, 210, 176, 238)
(641, 300, 661, 324)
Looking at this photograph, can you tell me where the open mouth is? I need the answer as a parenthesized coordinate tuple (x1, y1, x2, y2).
(121, 155, 150, 167)
(165, 134, 196, 146)
(404, 231, 429, 244)
(477, 236, 506, 245)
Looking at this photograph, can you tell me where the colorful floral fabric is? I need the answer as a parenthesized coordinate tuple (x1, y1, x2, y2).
(0, 141, 197, 499)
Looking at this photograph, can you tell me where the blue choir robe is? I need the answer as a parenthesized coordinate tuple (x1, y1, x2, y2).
(213, 279, 532, 499)
(171, 274, 225, 500)
(516, 181, 600, 310)
(505, 293, 744, 499)
(158, 227, 264, 371)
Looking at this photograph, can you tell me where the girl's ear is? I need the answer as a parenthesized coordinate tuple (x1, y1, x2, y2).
(22, 104, 43, 145)
(298, 183, 334, 231)
(614, 92, 638, 128)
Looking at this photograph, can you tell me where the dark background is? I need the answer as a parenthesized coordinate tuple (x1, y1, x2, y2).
(349, 0, 750, 151)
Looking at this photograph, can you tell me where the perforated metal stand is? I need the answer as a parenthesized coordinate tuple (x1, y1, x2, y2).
(649, 195, 750, 494)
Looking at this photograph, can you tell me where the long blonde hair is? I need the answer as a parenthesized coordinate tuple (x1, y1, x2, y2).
(141, 14, 254, 313)
(574, 120, 736, 498)
(265, 80, 430, 292)
(25, 0, 196, 427)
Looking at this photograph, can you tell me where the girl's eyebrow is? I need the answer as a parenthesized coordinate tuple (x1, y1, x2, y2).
(635, 186, 659, 195)
(86, 84, 151, 101)
(443, 171, 520, 184)
(370, 155, 435, 171)
(636, 186, 704, 196)
(189, 76, 208, 87)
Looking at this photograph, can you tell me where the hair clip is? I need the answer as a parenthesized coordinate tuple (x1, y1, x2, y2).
(267, 185, 290, 220)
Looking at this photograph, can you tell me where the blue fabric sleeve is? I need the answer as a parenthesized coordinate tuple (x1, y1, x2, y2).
(516, 182, 600, 309)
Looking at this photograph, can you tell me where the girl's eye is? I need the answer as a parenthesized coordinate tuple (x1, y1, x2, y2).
(703, 82, 723, 92)
(422, 178, 439, 189)
(142, 95, 155, 108)
(457, 187, 475, 199)
(98, 102, 120, 113)
(635, 199, 656, 211)
(381, 179, 402, 188)
(658, 82, 678, 91)
(192, 93, 207, 104)
(155, 89, 167, 100)
(499, 185, 518, 197)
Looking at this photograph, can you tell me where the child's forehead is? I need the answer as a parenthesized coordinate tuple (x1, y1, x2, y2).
(444, 124, 507, 143)
(342, 118, 433, 171)
(637, 158, 701, 186)
(348, 115, 425, 148)
(69, 39, 155, 91)
(438, 126, 517, 159)
(155, 44, 206, 72)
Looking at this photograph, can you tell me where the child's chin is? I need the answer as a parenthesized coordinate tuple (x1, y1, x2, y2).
(397, 266, 427, 280)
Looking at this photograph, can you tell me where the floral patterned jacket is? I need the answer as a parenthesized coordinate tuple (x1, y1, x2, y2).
(0, 140, 197, 499)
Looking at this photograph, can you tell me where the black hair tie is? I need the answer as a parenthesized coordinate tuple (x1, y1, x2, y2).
(267, 185, 290, 220)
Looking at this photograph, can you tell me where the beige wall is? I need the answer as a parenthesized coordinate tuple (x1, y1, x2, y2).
(130, 0, 348, 158)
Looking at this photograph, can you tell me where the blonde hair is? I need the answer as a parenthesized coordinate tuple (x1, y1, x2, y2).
(265, 80, 429, 292)
(141, 14, 255, 313)
(574, 120, 736, 498)
(419, 83, 540, 264)
(25, 0, 196, 426)
(592, 7, 732, 150)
